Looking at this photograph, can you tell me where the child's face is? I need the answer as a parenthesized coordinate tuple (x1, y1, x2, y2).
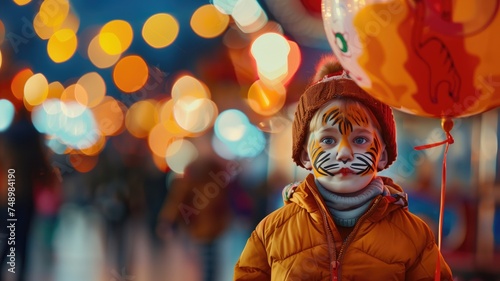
(303, 100, 386, 193)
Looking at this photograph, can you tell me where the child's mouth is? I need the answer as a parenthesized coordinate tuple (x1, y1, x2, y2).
(338, 168, 353, 176)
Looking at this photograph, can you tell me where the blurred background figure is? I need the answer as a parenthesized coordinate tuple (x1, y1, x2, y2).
(157, 156, 234, 281)
(0, 109, 61, 281)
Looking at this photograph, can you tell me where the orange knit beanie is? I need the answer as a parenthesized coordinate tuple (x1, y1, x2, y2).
(292, 56, 397, 170)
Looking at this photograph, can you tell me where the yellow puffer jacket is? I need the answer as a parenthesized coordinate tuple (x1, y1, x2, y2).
(234, 174, 453, 280)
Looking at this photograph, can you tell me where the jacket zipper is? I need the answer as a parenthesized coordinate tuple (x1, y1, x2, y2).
(336, 197, 382, 278)
(321, 208, 338, 281)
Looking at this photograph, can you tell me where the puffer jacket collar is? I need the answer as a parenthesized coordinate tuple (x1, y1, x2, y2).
(287, 174, 408, 223)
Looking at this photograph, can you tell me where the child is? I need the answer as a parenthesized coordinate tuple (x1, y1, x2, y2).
(233, 57, 453, 280)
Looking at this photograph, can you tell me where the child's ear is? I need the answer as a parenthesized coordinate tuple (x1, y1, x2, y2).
(300, 148, 312, 169)
(377, 148, 388, 170)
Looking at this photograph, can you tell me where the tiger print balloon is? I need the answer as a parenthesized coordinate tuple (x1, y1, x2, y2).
(322, 0, 500, 118)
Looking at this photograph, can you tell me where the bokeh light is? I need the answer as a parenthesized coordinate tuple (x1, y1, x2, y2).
(159, 99, 190, 137)
(148, 123, 178, 158)
(191, 4, 229, 38)
(47, 29, 78, 63)
(13, 0, 31, 6)
(173, 96, 218, 134)
(46, 138, 69, 155)
(34, 11, 80, 41)
(11, 69, 34, 100)
(39, 0, 70, 27)
(32, 100, 100, 150)
(171, 75, 210, 101)
(77, 72, 106, 108)
(166, 139, 199, 174)
(247, 80, 286, 116)
(60, 84, 87, 116)
(91, 96, 126, 136)
(47, 81, 65, 100)
(88, 35, 121, 68)
(0, 99, 15, 132)
(142, 13, 179, 49)
(231, 0, 268, 33)
(34, 13, 55, 40)
(69, 153, 99, 173)
(79, 133, 106, 156)
(214, 109, 266, 158)
(212, 0, 239, 15)
(215, 109, 249, 141)
(99, 20, 133, 55)
(281, 40, 301, 85)
(251, 32, 290, 82)
(125, 100, 157, 138)
(0, 50, 2, 70)
(152, 153, 169, 172)
(113, 55, 149, 93)
(24, 73, 49, 106)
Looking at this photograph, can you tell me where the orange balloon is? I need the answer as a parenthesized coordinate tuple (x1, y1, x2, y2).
(322, 0, 500, 118)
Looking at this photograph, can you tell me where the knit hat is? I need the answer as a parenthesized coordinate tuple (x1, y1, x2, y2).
(292, 56, 397, 170)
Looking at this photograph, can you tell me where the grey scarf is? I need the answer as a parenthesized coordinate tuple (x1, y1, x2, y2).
(316, 177, 387, 227)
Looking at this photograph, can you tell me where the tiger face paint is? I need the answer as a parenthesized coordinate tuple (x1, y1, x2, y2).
(305, 100, 386, 193)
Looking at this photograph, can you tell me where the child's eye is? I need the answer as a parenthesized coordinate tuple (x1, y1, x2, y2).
(353, 137, 368, 145)
(321, 137, 335, 145)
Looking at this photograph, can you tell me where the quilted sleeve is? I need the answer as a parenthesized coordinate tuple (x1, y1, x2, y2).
(405, 224, 453, 281)
(233, 230, 271, 281)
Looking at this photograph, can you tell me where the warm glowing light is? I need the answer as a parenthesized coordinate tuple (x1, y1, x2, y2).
(91, 96, 126, 136)
(173, 96, 218, 133)
(24, 73, 49, 106)
(281, 40, 301, 85)
(88, 35, 121, 68)
(171, 75, 210, 101)
(33, 12, 53, 39)
(13, 0, 31, 5)
(34, 12, 55, 40)
(247, 80, 286, 116)
(0, 99, 15, 132)
(113, 55, 149, 93)
(159, 99, 190, 137)
(251, 32, 290, 82)
(191, 4, 229, 38)
(70, 153, 98, 173)
(77, 72, 106, 108)
(0, 51, 2, 70)
(60, 83, 88, 109)
(212, 0, 239, 14)
(148, 123, 178, 157)
(231, 0, 268, 33)
(79, 133, 106, 156)
(99, 20, 133, 55)
(166, 139, 199, 174)
(11, 69, 34, 100)
(125, 100, 158, 138)
(47, 29, 77, 63)
(47, 81, 64, 100)
(39, 0, 70, 27)
(35, 11, 80, 40)
(142, 13, 179, 48)
(152, 153, 169, 172)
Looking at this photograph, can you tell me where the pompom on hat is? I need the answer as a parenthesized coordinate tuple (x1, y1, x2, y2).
(292, 56, 397, 170)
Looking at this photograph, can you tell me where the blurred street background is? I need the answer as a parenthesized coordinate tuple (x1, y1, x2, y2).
(0, 0, 499, 280)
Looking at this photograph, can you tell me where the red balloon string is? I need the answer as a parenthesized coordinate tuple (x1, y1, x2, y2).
(414, 118, 454, 281)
